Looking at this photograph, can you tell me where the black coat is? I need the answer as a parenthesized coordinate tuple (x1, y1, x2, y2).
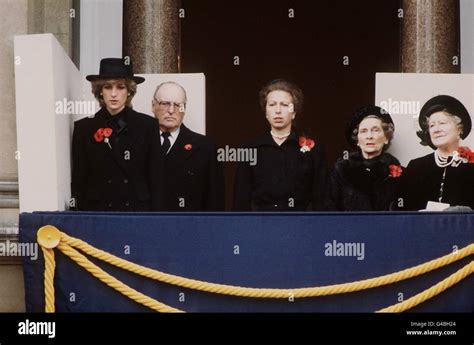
(325, 152, 402, 211)
(71, 106, 164, 211)
(233, 131, 327, 211)
(163, 125, 225, 211)
(398, 152, 474, 210)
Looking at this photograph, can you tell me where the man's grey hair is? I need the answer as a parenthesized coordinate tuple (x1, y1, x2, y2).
(153, 81, 188, 103)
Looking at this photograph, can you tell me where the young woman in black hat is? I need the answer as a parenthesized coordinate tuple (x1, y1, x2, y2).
(233, 79, 327, 211)
(325, 105, 403, 211)
(71, 58, 164, 211)
(398, 95, 474, 211)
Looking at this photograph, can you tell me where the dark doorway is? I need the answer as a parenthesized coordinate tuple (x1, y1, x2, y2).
(181, 0, 401, 209)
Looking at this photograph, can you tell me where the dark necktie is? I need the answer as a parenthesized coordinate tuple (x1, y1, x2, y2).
(162, 132, 171, 155)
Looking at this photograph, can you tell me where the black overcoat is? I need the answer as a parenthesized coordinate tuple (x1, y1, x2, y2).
(71, 106, 164, 211)
(163, 125, 225, 211)
(325, 152, 403, 211)
(398, 152, 474, 210)
(233, 131, 327, 211)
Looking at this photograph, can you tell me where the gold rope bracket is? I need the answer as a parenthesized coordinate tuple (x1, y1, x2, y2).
(37, 225, 61, 249)
(37, 225, 60, 313)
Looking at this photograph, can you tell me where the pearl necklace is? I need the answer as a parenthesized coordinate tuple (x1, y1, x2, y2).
(434, 150, 454, 168)
(270, 131, 291, 140)
(434, 151, 452, 203)
(433, 150, 461, 203)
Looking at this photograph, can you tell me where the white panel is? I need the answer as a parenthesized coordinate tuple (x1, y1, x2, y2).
(375, 73, 474, 166)
(15, 34, 83, 212)
(51, 36, 84, 211)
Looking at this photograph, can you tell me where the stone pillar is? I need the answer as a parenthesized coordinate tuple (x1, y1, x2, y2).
(27, 0, 74, 56)
(0, 0, 27, 184)
(0, 0, 26, 313)
(123, 0, 180, 73)
(401, 0, 460, 73)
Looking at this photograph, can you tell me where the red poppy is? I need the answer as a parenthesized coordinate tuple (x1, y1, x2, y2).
(184, 144, 193, 151)
(458, 147, 474, 163)
(389, 164, 403, 178)
(103, 128, 113, 138)
(299, 136, 307, 147)
(299, 136, 316, 152)
(94, 128, 104, 142)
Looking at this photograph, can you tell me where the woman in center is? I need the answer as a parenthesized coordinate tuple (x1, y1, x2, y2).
(325, 106, 403, 211)
(233, 79, 327, 211)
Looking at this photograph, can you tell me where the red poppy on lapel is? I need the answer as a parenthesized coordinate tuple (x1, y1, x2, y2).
(389, 164, 403, 178)
(457, 147, 474, 163)
(94, 128, 104, 142)
(103, 127, 113, 138)
(94, 128, 113, 148)
(298, 136, 306, 147)
(299, 136, 315, 153)
(184, 144, 193, 151)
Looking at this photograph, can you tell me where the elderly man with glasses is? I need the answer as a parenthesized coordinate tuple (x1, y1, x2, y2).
(151, 81, 225, 211)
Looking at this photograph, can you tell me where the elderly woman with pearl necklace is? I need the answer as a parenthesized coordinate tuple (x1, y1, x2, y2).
(399, 95, 474, 211)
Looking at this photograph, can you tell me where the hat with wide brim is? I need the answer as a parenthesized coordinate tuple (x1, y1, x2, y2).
(86, 58, 145, 84)
(417, 95, 471, 149)
(345, 105, 393, 148)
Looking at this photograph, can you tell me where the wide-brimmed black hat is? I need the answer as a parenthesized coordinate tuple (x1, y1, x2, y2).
(345, 105, 393, 148)
(86, 58, 145, 84)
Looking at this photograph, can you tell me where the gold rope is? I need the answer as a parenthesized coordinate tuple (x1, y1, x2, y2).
(37, 225, 473, 313)
(378, 261, 474, 312)
(41, 247, 55, 313)
(60, 232, 473, 299)
(57, 242, 182, 312)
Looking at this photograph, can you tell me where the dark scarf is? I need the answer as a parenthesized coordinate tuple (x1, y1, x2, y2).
(339, 151, 400, 192)
(98, 106, 129, 135)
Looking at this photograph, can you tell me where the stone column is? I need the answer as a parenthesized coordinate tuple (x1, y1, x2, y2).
(401, 0, 460, 73)
(0, 0, 27, 185)
(27, 0, 74, 57)
(123, 0, 181, 73)
(0, 0, 26, 313)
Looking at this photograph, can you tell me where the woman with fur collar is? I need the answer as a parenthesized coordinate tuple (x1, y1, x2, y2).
(326, 106, 403, 211)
